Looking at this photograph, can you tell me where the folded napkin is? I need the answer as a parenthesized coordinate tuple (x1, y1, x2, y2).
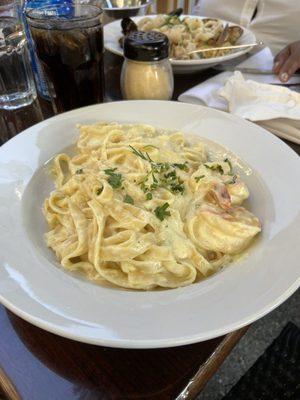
(219, 72, 300, 144)
(178, 48, 300, 110)
(178, 48, 300, 144)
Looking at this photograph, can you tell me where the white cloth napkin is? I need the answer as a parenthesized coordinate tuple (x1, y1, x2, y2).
(219, 72, 300, 144)
(178, 48, 300, 110)
(178, 48, 300, 144)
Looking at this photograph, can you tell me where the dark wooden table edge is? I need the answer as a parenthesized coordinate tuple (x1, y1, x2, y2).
(0, 367, 20, 400)
(175, 326, 249, 399)
(0, 316, 249, 400)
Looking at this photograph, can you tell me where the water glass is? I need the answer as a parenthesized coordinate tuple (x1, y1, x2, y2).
(0, 5, 37, 109)
(0, 1, 43, 143)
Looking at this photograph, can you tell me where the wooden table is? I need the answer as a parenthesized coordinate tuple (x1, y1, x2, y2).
(0, 53, 299, 400)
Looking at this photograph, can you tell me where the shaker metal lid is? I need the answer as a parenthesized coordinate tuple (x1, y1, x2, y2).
(124, 31, 169, 61)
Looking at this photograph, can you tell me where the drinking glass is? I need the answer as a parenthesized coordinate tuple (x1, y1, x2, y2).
(0, 1, 43, 144)
(26, 2, 105, 113)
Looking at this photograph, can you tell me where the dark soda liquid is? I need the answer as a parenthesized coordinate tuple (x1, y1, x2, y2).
(30, 24, 104, 113)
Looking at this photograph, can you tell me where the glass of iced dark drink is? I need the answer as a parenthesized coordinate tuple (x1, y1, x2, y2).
(26, 3, 104, 113)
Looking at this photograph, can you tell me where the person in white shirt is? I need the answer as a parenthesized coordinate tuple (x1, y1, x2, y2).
(193, 0, 300, 82)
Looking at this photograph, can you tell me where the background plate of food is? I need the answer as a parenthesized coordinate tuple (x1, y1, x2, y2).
(0, 101, 299, 348)
(104, 14, 257, 74)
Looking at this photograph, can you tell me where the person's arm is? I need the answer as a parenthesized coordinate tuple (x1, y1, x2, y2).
(273, 41, 300, 82)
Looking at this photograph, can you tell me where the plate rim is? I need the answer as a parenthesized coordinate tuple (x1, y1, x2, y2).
(1, 281, 298, 348)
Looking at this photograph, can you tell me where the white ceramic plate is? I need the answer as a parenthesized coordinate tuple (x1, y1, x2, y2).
(104, 15, 256, 74)
(0, 101, 299, 349)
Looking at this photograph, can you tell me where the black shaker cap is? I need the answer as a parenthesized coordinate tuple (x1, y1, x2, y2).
(124, 31, 169, 62)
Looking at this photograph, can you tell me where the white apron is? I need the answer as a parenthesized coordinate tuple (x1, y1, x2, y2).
(193, 0, 300, 55)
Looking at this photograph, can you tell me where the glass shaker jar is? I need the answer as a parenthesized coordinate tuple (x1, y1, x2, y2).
(121, 31, 174, 101)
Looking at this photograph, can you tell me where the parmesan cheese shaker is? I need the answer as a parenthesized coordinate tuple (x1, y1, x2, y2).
(121, 31, 174, 101)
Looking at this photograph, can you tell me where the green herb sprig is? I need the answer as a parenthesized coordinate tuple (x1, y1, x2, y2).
(170, 183, 184, 194)
(226, 175, 237, 185)
(104, 168, 122, 189)
(154, 203, 171, 221)
(195, 175, 205, 183)
(130, 146, 186, 196)
(124, 194, 134, 205)
(129, 146, 153, 163)
(204, 163, 224, 175)
(173, 162, 189, 172)
(146, 193, 153, 200)
(143, 145, 159, 150)
(224, 158, 233, 175)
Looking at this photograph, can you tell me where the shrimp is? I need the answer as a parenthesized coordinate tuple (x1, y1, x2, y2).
(227, 181, 249, 205)
(205, 182, 232, 210)
(186, 203, 261, 254)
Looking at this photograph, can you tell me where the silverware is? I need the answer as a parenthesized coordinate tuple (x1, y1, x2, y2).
(186, 41, 263, 56)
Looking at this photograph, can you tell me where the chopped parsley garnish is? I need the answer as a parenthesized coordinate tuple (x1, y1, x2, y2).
(150, 182, 158, 190)
(226, 175, 237, 184)
(76, 168, 83, 174)
(104, 168, 122, 188)
(173, 162, 189, 172)
(170, 183, 184, 194)
(152, 162, 170, 174)
(146, 193, 153, 200)
(195, 175, 205, 182)
(204, 163, 224, 175)
(162, 15, 181, 28)
(96, 187, 103, 196)
(104, 168, 117, 174)
(164, 170, 177, 180)
(154, 203, 171, 221)
(139, 181, 148, 193)
(124, 194, 134, 204)
(162, 170, 185, 194)
(224, 158, 233, 175)
(152, 173, 158, 183)
(130, 146, 185, 195)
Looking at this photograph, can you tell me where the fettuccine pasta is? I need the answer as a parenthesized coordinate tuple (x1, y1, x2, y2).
(44, 123, 261, 290)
